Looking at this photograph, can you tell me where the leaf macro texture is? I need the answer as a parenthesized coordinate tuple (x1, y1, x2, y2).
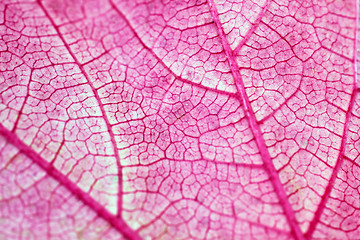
(0, 0, 359, 239)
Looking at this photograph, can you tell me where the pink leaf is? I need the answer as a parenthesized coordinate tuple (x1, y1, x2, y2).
(0, 0, 358, 239)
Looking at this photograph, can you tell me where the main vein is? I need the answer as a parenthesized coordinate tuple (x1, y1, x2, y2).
(206, 1, 305, 239)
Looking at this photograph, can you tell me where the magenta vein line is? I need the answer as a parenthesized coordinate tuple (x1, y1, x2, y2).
(206, 0, 305, 239)
(0, 124, 142, 240)
(35, 0, 125, 219)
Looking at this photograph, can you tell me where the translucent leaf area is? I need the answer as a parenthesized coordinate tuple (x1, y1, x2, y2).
(0, 0, 358, 239)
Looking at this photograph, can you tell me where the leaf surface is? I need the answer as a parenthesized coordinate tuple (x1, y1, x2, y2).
(0, 0, 358, 239)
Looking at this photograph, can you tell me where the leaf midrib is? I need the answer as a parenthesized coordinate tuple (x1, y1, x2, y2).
(206, 0, 306, 239)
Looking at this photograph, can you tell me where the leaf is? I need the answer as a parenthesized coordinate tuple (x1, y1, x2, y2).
(0, 0, 358, 239)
